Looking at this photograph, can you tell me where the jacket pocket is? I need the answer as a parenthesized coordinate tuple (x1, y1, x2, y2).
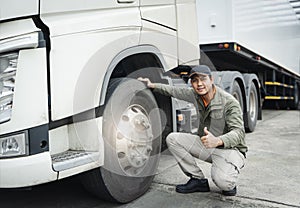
(209, 109, 225, 136)
(210, 109, 223, 119)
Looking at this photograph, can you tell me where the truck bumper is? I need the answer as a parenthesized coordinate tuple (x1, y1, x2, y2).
(0, 152, 57, 188)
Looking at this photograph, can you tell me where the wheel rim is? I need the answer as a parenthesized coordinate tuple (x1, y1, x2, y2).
(249, 90, 257, 122)
(115, 104, 153, 176)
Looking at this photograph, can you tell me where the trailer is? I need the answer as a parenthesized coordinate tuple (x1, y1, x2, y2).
(196, 0, 300, 112)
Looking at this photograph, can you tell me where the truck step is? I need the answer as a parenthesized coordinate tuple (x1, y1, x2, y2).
(51, 150, 100, 171)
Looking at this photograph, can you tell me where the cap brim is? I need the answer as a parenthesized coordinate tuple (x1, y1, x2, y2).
(189, 72, 210, 78)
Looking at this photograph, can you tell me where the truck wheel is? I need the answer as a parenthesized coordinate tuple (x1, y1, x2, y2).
(231, 80, 244, 112)
(245, 82, 258, 132)
(80, 78, 161, 203)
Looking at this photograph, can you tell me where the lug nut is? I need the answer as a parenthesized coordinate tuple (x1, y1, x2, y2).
(122, 115, 129, 121)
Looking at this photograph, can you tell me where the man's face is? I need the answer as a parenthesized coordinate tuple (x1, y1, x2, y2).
(190, 74, 213, 96)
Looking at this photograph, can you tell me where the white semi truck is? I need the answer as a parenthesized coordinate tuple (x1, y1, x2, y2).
(0, 0, 299, 203)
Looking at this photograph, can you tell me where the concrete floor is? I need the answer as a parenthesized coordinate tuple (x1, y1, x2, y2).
(152, 110, 300, 208)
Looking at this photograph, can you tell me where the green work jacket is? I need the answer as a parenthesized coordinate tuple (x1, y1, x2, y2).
(154, 83, 247, 154)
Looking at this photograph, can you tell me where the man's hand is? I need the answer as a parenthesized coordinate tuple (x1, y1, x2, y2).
(200, 127, 224, 148)
(137, 77, 155, 89)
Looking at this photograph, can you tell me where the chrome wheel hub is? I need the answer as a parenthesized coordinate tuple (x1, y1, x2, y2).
(115, 104, 153, 176)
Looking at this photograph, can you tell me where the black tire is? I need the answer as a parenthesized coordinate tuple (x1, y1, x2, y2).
(80, 78, 162, 203)
(245, 82, 258, 132)
(231, 80, 244, 112)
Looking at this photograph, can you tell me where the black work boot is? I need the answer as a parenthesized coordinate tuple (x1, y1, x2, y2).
(222, 186, 237, 196)
(176, 178, 210, 193)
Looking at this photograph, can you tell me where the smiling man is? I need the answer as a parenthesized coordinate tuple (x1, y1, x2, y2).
(138, 65, 247, 196)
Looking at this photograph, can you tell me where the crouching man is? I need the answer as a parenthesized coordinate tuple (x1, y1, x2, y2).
(138, 65, 247, 196)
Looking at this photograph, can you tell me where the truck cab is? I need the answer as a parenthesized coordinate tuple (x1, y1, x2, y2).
(0, 0, 199, 203)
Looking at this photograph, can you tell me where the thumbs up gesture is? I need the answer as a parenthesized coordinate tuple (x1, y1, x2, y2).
(200, 127, 224, 148)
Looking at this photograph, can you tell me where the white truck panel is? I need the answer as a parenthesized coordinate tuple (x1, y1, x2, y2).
(234, 0, 300, 75)
(40, 0, 139, 14)
(40, 7, 141, 37)
(49, 126, 69, 155)
(40, 7, 141, 120)
(0, 152, 57, 188)
(49, 28, 140, 120)
(141, 0, 174, 6)
(140, 0, 176, 29)
(0, 0, 38, 21)
(68, 117, 103, 153)
(140, 20, 178, 70)
(0, 19, 40, 40)
(197, 0, 300, 74)
(0, 48, 49, 134)
(140, 0, 200, 68)
(196, 0, 233, 43)
(177, 0, 200, 65)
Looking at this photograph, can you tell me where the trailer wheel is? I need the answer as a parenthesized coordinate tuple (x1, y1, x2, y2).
(80, 78, 161, 203)
(245, 82, 258, 132)
(290, 84, 300, 110)
(231, 80, 244, 112)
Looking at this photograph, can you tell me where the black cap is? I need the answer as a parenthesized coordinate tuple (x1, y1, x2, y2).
(189, 65, 211, 78)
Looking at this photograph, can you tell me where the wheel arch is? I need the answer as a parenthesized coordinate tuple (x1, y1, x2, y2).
(99, 45, 168, 106)
(234, 76, 247, 114)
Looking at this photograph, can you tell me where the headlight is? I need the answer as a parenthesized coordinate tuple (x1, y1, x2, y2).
(0, 52, 18, 123)
(0, 132, 28, 158)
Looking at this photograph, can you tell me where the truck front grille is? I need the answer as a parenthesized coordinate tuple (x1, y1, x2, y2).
(0, 52, 18, 123)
